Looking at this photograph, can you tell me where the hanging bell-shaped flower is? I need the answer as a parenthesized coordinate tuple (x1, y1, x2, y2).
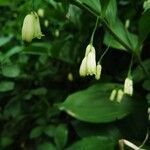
(124, 77, 133, 96)
(95, 64, 102, 80)
(22, 13, 35, 42)
(86, 48, 96, 75)
(22, 11, 43, 42)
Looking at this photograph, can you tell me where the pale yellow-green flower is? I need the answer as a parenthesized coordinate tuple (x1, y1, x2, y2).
(95, 64, 102, 80)
(109, 89, 117, 101)
(124, 77, 133, 96)
(22, 12, 43, 42)
(116, 89, 124, 103)
(87, 49, 96, 75)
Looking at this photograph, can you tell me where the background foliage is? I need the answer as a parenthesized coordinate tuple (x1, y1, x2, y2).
(0, 0, 150, 149)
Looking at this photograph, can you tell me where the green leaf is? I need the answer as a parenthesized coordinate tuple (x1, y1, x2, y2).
(54, 124, 68, 149)
(79, 0, 101, 14)
(43, 125, 56, 137)
(5, 46, 23, 58)
(37, 143, 57, 150)
(72, 121, 121, 139)
(2, 65, 20, 78)
(0, 35, 12, 47)
(143, 79, 150, 91)
(104, 32, 126, 51)
(66, 136, 115, 150)
(0, 81, 14, 92)
(60, 83, 134, 123)
(30, 126, 44, 139)
(108, 18, 137, 52)
(139, 9, 150, 43)
(103, 0, 117, 23)
(132, 59, 150, 83)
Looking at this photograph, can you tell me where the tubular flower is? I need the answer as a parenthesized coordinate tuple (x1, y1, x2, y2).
(95, 64, 102, 80)
(87, 48, 96, 75)
(124, 77, 133, 96)
(116, 89, 124, 103)
(79, 56, 88, 77)
(109, 89, 117, 101)
(22, 12, 43, 42)
(79, 44, 97, 77)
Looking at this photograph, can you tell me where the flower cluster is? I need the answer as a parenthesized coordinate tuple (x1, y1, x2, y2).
(79, 44, 102, 80)
(22, 11, 43, 42)
(109, 89, 124, 103)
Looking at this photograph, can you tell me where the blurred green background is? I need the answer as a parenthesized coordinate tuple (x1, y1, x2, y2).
(0, 0, 150, 149)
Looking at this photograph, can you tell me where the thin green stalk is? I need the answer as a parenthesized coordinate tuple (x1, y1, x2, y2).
(127, 54, 133, 77)
(90, 17, 99, 44)
(98, 46, 110, 63)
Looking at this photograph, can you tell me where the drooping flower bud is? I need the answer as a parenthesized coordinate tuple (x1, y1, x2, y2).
(37, 8, 44, 18)
(67, 73, 73, 82)
(22, 13, 35, 42)
(79, 57, 87, 77)
(87, 48, 96, 75)
(22, 12, 43, 42)
(95, 64, 102, 80)
(124, 77, 133, 96)
(116, 89, 124, 103)
(44, 20, 49, 27)
(109, 89, 117, 101)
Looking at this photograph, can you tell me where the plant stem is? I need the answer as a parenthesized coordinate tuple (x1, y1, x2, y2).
(90, 17, 99, 44)
(32, 0, 35, 10)
(74, 0, 149, 77)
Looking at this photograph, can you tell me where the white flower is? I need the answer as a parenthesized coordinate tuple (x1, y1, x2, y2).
(85, 44, 95, 56)
(22, 12, 43, 42)
(79, 56, 87, 77)
(109, 89, 117, 101)
(124, 78, 133, 96)
(86, 48, 96, 75)
(95, 64, 102, 80)
(116, 89, 124, 103)
(22, 13, 35, 42)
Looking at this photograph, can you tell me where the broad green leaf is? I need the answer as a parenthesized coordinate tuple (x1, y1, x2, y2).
(2, 65, 20, 78)
(72, 121, 121, 139)
(139, 9, 150, 43)
(79, 0, 101, 14)
(0, 35, 12, 47)
(103, 0, 117, 23)
(104, 32, 126, 51)
(30, 126, 44, 138)
(108, 18, 138, 52)
(44, 125, 56, 137)
(66, 136, 115, 150)
(54, 124, 68, 149)
(5, 46, 23, 58)
(37, 143, 57, 150)
(0, 81, 14, 92)
(60, 83, 134, 123)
